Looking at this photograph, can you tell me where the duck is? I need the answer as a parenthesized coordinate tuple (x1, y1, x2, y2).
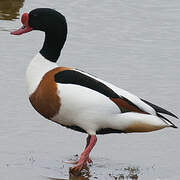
(11, 8, 178, 172)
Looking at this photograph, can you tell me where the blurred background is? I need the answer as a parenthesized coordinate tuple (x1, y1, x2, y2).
(0, 0, 24, 20)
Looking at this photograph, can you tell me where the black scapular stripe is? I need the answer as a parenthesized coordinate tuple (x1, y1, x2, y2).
(54, 70, 119, 98)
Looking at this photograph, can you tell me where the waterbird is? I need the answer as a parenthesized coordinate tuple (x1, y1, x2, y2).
(11, 8, 178, 172)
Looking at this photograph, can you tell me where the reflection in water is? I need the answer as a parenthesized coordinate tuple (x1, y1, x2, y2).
(48, 165, 139, 180)
(49, 175, 89, 180)
(108, 166, 139, 180)
(48, 167, 90, 180)
(0, 0, 24, 20)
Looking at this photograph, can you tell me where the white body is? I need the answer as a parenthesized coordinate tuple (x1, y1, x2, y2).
(26, 53, 170, 135)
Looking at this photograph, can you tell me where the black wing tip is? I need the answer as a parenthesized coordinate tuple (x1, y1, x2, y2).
(168, 113, 179, 119)
(174, 114, 179, 119)
(141, 99, 178, 119)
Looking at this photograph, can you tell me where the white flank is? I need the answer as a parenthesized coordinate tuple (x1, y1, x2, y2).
(52, 83, 120, 134)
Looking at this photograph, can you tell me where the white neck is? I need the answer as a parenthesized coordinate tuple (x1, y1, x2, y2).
(26, 53, 58, 95)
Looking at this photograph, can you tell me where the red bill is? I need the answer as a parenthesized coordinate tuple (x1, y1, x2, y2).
(11, 13, 33, 35)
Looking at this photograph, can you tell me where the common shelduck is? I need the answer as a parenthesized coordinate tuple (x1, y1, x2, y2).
(11, 8, 178, 172)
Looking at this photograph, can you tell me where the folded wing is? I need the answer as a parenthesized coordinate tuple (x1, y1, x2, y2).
(54, 69, 178, 122)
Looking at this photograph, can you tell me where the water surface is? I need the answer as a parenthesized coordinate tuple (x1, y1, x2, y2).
(0, 0, 180, 179)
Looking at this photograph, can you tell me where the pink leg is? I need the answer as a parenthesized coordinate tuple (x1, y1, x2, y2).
(71, 135, 97, 171)
(85, 135, 91, 148)
(64, 135, 92, 165)
(85, 135, 93, 163)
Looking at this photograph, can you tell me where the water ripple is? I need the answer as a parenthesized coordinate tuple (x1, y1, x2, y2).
(0, 0, 24, 21)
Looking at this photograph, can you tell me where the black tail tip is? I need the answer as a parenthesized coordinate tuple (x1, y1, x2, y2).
(171, 125, 178, 128)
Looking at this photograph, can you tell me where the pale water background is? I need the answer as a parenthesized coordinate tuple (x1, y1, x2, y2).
(0, 0, 180, 179)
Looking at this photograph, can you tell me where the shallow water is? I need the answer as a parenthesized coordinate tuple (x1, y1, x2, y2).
(0, 0, 180, 179)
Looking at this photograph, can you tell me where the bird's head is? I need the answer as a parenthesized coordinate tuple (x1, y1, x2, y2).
(11, 8, 67, 35)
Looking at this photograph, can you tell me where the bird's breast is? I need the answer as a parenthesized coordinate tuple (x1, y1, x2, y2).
(29, 68, 63, 119)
